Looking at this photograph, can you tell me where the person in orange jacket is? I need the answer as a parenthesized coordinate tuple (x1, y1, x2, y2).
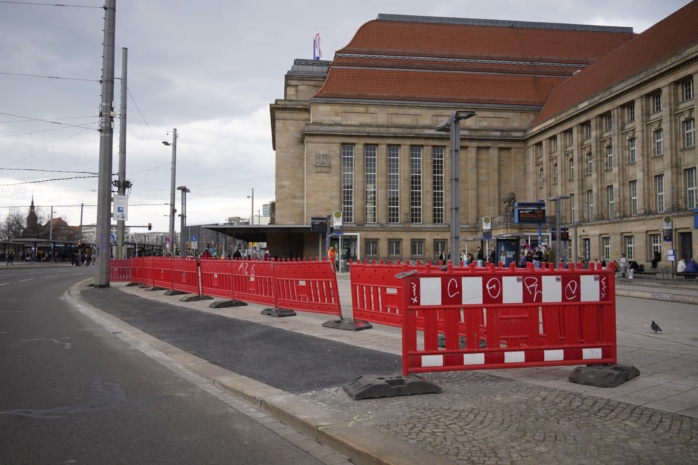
(328, 246, 336, 270)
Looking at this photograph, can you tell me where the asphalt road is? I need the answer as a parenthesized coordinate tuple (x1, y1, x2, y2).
(0, 266, 345, 465)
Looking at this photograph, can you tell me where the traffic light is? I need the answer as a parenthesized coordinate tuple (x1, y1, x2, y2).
(148, 223, 152, 230)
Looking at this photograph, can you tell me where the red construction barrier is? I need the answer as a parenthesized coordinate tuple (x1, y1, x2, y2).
(151, 257, 174, 289)
(110, 259, 132, 282)
(171, 257, 200, 295)
(232, 259, 275, 306)
(142, 257, 154, 287)
(130, 257, 146, 285)
(273, 258, 342, 317)
(350, 260, 426, 327)
(400, 262, 617, 376)
(200, 259, 234, 300)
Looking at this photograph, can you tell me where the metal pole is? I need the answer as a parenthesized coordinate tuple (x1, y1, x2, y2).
(555, 199, 562, 267)
(94, 0, 116, 287)
(178, 186, 189, 258)
(449, 114, 461, 266)
(250, 188, 254, 225)
(168, 129, 178, 256)
(116, 47, 128, 259)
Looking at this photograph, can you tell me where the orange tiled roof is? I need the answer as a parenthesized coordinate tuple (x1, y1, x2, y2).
(315, 16, 636, 106)
(532, 1, 698, 126)
(319, 67, 566, 106)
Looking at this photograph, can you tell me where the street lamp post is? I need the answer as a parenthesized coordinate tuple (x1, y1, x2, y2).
(436, 110, 476, 267)
(247, 188, 254, 225)
(163, 129, 178, 256)
(549, 195, 571, 266)
(177, 186, 190, 258)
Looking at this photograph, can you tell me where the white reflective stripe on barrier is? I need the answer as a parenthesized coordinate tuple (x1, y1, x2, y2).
(422, 355, 444, 367)
(419, 347, 605, 367)
(505, 351, 525, 363)
(583, 348, 602, 359)
(417, 275, 602, 305)
(544, 350, 565, 361)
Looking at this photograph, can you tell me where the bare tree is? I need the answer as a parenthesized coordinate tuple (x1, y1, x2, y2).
(0, 208, 26, 240)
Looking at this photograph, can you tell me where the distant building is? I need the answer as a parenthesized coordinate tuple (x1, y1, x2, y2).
(270, 4, 698, 265)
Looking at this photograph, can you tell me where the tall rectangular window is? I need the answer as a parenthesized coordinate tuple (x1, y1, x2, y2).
(432, 147, 444, 224)
(607, 185, 614, 219)
(625, 236, 635, 260)
(656, 175, 665, 213)
(684, 79, 694, 101)
(606, 145, 613, 169)
(388, 146, 400, 223)
(653, 93, 662, 113)
(410, 239, 424, 257)
(341, 145, 354, 223)
(628, 138, 636, 163)
(570, 193, 575, 223)
(587, 190, 594, 221)
(650, 234, 661, 257)
(605, 113, 612, 131)
(586, 152, 593, 175)
(569, 157, 574, 180)
(434, 240, 447, 260)
(627, 103, 635, 122)
(551, 137, 557, 152)
(539, 168, 544, 188)
(364, 146, 377, 224)
(365, 239, 378, 257)
(585, 122, 592, 139)
(410, 147, 422, 224)
(685, 119, 695, 148)
(654, 129, 664, 156)
(687, 168, 697, 209)
(602, 237, 610, 261)
(388, 239, 401, 257)
(567, 130, 574, 146)
(630, 180, 638, 216)
(553, 163, 558, 184)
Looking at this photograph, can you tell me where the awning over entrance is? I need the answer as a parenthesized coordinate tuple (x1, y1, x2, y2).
(202, 224, 310, 243)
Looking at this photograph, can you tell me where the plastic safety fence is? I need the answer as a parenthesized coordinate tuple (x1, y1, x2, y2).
(109, 259, 132, 282)
(350, 259, 463, 328)
(200, 259, 235, 300)
(151, 257, 174, 289)
(400, 262, 617, 376)
(231, 259, 275, 306)
(170, 258, 200, 295)
(130, 257, 146, 285)
(141, 257, 154, 287)
(273, 258, 343, 317)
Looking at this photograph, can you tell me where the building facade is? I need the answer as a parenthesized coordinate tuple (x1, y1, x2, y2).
(270, 3, 698, 268)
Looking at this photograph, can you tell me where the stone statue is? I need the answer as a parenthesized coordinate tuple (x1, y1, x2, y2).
(502, 192, 517, 213)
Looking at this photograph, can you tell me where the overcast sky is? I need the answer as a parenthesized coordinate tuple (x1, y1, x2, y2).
(0, 0, 691, 235)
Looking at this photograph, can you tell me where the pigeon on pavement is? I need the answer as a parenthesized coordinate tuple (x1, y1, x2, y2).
(651, 321, 662, 333)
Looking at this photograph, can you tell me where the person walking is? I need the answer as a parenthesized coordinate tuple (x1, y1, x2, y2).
(6, 251, 14, 265)
(328, 246, 336, 271)
(620, 253, 628, 278)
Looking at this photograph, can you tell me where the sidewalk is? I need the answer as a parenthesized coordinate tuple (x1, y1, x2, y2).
(70, 276, 698, 465)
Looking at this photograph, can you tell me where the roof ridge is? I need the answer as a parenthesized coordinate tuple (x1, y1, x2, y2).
(376, 13, 634, 34)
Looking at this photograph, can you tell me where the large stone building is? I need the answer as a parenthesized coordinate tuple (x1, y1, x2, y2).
(270, 2, 698, 268)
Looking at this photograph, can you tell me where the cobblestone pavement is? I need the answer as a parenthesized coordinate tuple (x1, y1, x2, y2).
(304, 370, 698, 465)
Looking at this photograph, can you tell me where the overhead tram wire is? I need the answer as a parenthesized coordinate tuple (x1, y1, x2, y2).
(0, 1, 102, 8)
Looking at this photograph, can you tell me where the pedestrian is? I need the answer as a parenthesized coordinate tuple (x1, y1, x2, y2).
(533, 246, 543, 268)
(620, 253, 628, 278)
(476, 246, 484, 267)
(488, 247, 496, 265)
(6, 251, 14, 265)
(328, 246, 336, 270)
(233, 246, 242, 259)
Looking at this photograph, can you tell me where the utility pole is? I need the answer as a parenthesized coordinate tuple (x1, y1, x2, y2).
(116, 47, 128, 259)
(94, 0, 116, 287)
(164, 129, 178, 255)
